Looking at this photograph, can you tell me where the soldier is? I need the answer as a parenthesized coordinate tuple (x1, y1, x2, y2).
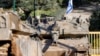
(33, 17, 39, 27)
(31, 17, 43, 40)
(51, 21, 60, 46)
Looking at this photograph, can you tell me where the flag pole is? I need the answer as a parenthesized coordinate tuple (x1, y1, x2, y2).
(13, 0, 16, 11)
(33, 0, 36, 18)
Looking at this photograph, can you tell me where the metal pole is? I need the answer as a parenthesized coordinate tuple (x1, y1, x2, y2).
(34, 0, 36, 18)
(13, 0, 16, 11)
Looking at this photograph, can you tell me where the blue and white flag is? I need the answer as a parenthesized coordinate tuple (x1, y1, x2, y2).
(66, 0, 73, 14)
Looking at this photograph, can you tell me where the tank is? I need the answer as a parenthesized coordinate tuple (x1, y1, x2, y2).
(0, 8, 90, 56)
(38, 16, 90, 56)
(0, 9, 42, 56)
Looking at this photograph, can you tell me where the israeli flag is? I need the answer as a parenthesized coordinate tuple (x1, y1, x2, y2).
(66, 0, 73, 14)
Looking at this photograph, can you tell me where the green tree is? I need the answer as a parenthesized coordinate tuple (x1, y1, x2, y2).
(17, 0, 48, 19)
(0, 0, 20, 8)
(0, 0, 13, 8)
(89, 10, 100, 31)
(17, 0, 35, 19)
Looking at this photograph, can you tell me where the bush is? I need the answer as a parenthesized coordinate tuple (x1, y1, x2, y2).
(89, 10, 100, 31)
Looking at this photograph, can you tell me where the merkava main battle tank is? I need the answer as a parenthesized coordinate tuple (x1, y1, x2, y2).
(0, 9, 42, 56)
(0, 8, 90, 56)
(38, 15, 90, 56)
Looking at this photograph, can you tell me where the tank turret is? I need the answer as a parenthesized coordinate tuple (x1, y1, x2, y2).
(0, 9, 42, 56)
(39, 16, 90, 56)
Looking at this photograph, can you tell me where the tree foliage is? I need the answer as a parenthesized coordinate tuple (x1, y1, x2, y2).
(0, 0, 20, 8)
(17, 0, 34, 11)
(89, 10, 100, 31)
(0, 0, 13, 8)
(0, 0, 100, 9)
(17, 0, 60, 18)
(88, 0, 100, 2)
